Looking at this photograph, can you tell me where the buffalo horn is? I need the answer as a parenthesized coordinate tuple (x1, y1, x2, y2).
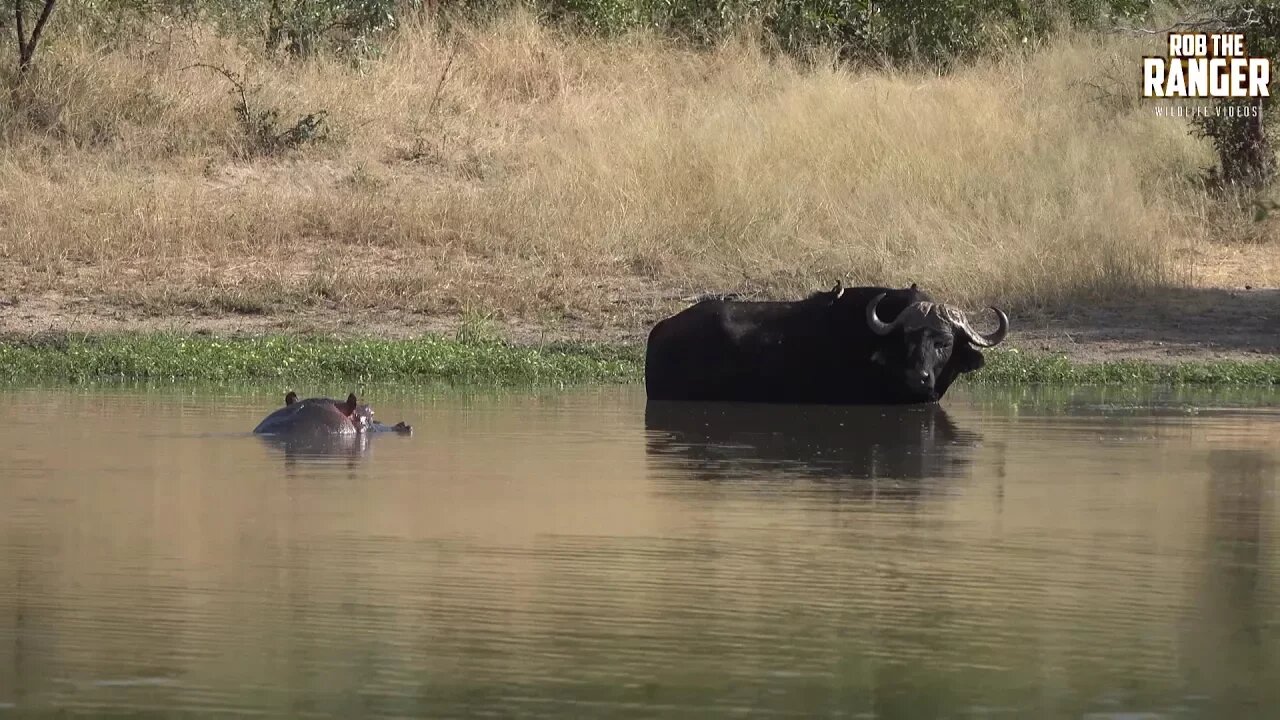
(865, 293, 897, 336)
(952, 306, 1009, 347)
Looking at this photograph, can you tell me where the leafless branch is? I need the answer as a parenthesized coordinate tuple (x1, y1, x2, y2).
(181, 62, 242, 87)
(1112, 9, 1265, 37)
(180, 63, 255, 130)
(181, 62, 249, 106)
(426, 39, 460, 118)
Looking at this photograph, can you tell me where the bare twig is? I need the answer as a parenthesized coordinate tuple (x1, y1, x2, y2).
(1112, 9, 1263, 37)
(180, 62, 327, 154)
(313, 15, 354, 38)
(426, 39, 460, 118)
(180, 62, 252, 126)
(181, 62, 245, 93)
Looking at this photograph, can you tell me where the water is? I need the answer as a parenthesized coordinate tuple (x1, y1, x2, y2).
(0, 384, 1277, 719)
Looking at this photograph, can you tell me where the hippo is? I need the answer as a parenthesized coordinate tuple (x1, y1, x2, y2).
(253, 391, 413, 436)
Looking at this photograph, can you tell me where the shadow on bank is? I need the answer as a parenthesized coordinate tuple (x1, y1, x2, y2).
(643, 401, 984, 496)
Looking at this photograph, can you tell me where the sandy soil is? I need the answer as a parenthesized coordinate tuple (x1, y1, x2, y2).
(1, 285, 1275, 364)
(1009, 287, 1279, 362)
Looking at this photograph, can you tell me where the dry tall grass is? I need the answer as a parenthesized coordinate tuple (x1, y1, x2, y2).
(0, 12, 1265, 328)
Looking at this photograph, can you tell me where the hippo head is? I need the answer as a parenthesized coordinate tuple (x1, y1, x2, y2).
(330, 392, 377, 433)
(351, 403, 376, 433)
(864, 291, 1009, 399)
(285, 391, 371, 432)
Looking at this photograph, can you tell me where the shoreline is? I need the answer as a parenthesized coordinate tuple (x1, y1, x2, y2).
(1, 284, 1277, 370)
(0, 328, 1275, 387)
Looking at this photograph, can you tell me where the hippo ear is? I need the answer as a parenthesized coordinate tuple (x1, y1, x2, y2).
(285, 391, 298, 406)
(343, 393, 358, 415)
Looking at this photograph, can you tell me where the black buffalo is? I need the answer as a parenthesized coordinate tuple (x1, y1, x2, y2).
(644, 283, 1009, 404)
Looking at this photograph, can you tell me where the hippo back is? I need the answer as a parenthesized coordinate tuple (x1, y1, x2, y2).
(252, 399, 358, 435)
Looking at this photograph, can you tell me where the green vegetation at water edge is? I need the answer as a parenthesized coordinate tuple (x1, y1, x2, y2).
(0, 334, 1276, 387)
(0, 333, 643, 385)
(973, 349, 1280, 387)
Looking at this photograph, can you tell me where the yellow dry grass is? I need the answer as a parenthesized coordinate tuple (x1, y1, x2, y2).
(0, 12, 1271, 327)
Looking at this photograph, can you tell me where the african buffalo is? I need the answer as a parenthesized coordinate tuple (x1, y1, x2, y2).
(644, 283, 1009, 404)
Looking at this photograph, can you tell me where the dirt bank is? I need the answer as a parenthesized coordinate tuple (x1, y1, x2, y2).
(2, 285, 1275, 364)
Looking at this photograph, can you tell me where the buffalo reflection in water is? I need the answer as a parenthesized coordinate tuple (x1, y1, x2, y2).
(644, 401, 981, 492)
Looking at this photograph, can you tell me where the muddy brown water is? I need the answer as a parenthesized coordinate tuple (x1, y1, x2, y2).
(0, 385, 1277, 718)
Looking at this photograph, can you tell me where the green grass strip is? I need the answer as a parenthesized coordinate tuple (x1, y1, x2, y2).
(0, 334, 1275, 387)
(974, 349, 1280, 386)
(0, 333, 643, 385)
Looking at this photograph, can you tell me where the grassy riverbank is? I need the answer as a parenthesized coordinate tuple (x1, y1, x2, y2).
(2, 9, 1276, 369)
(0, 333, 1275, 387)
(1, 10, 1277, 328)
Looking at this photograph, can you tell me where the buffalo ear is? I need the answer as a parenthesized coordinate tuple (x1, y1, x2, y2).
(951, 345, 985, 373)
(344, 393, 359, 415)
(285, 391, 298, 406)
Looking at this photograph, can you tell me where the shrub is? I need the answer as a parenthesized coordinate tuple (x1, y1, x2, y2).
(1190, 0, 1280, 189)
